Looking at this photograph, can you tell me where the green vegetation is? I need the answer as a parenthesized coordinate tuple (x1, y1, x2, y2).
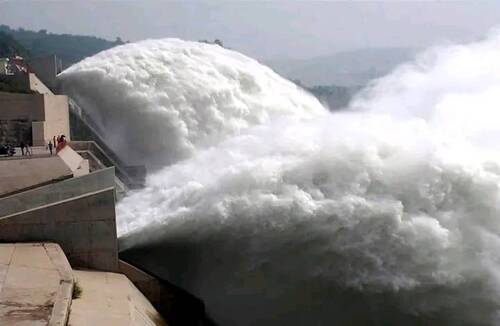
(308, 85, 358, 111)
(0, 25, 124, 67)
(199, 39, 224, 47)
(0, 31, 29, 58)
(307, 84, 360, 100)
(0, 81, 34, 94)
(72, 281, 82, 299)
(295, 80, 361, 111)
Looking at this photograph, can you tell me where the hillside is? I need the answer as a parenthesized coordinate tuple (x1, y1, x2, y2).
(306, 84, 361, 111)
(0, 31, 29, 58)
(0, 25, 123, 67)
(268, 47, 418, 87)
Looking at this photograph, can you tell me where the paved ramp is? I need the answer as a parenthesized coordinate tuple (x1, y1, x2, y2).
(69, 270, 167, 325)
(0, 243, 73, 326)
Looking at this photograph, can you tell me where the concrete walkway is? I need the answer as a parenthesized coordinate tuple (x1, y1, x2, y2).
(69, 270, 167, 326)
(0, 146, 53, 160)
(0, 243, 73, 326)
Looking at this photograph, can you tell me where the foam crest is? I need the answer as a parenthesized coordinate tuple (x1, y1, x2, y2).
(59, 39, 325, 167)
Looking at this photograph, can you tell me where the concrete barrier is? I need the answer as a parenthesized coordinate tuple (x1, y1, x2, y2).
(119, 260, 167, 310)
(0, 167, 118, 272)
(57, 145, 89, 177)
(0, 156, 73, 198)
(118, 259, 209, 325)
(0, 167, 115, 218)
(0, 188, 118, 272)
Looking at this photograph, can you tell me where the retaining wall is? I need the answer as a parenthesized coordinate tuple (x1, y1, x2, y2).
(0, 168, 118, 272)
(118, 259, 208, 325)
(0, 156, 73, 198)
(0, 167, 114, 216)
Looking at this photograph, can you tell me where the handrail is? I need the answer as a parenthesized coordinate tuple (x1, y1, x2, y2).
(68, 98, 126, 165)
(67, 98, 145, 188)
(69, 140, 145, 189)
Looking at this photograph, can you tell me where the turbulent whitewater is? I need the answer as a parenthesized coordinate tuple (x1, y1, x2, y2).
(61, 35, 500, 325)
(60, 39, 324, 167)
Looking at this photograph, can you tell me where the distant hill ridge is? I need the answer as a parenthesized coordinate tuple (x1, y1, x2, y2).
(268, 47, 418, 87)
(0, 25, 124, 68)
(0, 25, 411, 111)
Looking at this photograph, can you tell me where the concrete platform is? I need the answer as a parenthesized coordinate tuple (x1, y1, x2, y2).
(0, 146, 54, 160)
(0, 243, 73, 326)
(0, 155, 73, 197)
(69, 270, 167, 326)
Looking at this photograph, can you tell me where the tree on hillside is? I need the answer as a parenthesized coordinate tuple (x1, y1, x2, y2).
(199, 39, 225, 48)
(0, 25, 124, 67)
(0, 31, 30, 58)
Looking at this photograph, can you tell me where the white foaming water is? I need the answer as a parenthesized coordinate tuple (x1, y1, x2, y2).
(59, 39, 325, 167)
(62, 35, 500, 325)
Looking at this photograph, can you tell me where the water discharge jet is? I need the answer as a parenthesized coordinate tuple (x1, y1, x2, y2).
(59, 39, 325, 169)
(61, 34, 500, 325)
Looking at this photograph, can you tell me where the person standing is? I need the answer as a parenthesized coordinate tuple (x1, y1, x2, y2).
(48, 140, 53, 155)
(25, 143, 31, 156)
(20, 141, 25, 156)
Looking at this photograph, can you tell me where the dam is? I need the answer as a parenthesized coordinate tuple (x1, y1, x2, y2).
(0, 54, 207, 325)
(61, 36, 500, 325)
(3, 33, 500, 325)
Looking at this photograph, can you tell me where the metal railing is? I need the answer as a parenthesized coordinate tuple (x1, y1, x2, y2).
(67, 98, 145, 189)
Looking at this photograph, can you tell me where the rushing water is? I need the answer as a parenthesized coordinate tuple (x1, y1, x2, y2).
(60, 33, 500, 325)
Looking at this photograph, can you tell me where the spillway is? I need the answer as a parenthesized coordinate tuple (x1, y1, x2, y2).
(60, 34, 500, 325)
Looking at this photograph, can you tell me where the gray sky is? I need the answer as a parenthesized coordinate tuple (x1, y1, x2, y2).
(1, 1, 500, 60)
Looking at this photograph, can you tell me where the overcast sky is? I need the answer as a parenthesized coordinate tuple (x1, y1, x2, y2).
(1, 1, 500, 60)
